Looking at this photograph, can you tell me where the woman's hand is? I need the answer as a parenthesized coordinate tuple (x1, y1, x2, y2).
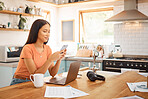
(48, 49, 67, 62)
(58, 49, 67, 60)
(48, 51, 63, 62)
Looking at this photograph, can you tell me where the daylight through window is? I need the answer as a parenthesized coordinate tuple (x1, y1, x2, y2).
(79, 7, 114, 45)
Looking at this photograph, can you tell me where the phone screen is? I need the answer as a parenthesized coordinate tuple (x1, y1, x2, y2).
(60, 45, 68, 51)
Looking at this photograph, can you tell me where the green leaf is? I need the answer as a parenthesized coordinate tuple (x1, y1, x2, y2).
(19, 14, 22, 18)
(0, 7, 3, 11)
(21, 18, 26, 23)
(0, 2, 5, 8)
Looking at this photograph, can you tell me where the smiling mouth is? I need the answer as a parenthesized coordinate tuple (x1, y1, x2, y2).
(45, 37, 48, 40)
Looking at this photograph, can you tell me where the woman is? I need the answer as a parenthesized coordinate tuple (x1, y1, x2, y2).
(10, 19, 66, 85)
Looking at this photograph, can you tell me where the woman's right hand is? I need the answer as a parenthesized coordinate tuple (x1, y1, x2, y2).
(48, 51, 63, 62)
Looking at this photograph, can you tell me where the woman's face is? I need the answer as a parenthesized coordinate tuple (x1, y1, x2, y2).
(38, 24, 50, 43)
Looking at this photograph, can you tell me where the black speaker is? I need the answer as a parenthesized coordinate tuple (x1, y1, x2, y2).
(87, 71, 105, 82)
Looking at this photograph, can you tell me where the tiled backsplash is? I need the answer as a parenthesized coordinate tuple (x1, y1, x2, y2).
(114, 3, 148, 55)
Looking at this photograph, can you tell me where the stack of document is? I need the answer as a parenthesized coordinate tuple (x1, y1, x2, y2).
(44, 86, 89, 98)
(127, 82, 148, 92)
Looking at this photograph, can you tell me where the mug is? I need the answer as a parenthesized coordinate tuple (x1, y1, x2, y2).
(17, 8, 22, 13)
(30, 73, 44, 88)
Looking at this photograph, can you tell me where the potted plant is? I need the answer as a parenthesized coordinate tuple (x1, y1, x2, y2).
(18, 14, 27, 29)
(0, 1, 5, 11)
(25, 4, 33, 14)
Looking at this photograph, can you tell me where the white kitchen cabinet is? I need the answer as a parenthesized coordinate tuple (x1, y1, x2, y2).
(0, 66, 14, 88)
(12, 67, 17, 74)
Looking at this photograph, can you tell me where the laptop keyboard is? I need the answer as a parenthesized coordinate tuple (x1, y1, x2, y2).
(55, 78, 66, 83)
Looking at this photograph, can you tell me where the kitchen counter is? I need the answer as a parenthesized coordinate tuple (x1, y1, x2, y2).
(0, 71, 147, 99)
(104, 58, 148, 62)
(65, 56, 103, 62)
(0, 56, 103, 68)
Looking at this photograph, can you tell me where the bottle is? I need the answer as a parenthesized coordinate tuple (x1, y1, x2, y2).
(74, 0, 78, 2)
(77, 43, 80, 50)
(69, 0, 71, 3)
(55, 0, 59, 4)
(108, 50, 113, 58)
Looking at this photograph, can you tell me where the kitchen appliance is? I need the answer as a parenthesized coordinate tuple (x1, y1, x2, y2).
(113, 44, 123, 58)
(0, 46, 23, 62)
(105, 0, 148, 22)
(103, 55, 148, 73)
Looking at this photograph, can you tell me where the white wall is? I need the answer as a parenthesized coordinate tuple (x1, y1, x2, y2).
(0, 0, 58, 50)
(114, 3, 148, 55)
(1, 0, 148, 55)
(58, 2, 114, 55)
(0, 0, 113, 55)
(57, 1, 148, 56)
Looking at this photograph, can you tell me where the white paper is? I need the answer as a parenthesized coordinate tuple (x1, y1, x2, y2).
(44, 86, 89, 98)
(127, 82, 148, 92)
(66, 86, 89, 98)
(138, 73, 148, 77)
(44, 86, 73, 98)
(113, 95, 144, 99)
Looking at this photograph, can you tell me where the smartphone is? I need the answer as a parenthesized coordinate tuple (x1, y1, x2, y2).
(60, 45, 68, 51)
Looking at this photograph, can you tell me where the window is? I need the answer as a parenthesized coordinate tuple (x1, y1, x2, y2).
(61, 20, 75, 42)
(79, 7, 114, 45)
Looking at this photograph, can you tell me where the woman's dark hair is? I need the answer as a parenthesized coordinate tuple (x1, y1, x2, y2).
(25, 19, 50, 45)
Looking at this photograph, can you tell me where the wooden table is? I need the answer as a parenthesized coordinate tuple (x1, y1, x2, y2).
(0, 71, 147, 99)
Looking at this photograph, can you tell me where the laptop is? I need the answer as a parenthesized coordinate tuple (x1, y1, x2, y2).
(45, 61, 81, 85)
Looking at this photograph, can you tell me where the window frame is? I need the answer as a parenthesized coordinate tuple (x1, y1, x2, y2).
(61, 20, 75, 42)
(79, 7, 113, 43)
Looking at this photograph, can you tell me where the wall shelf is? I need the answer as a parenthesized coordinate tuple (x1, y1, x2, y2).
(27, 0, 148, 8)
(27, 0, 57, 7)
(57, 0, 100, 8)
(0, 10, 49, 32)
(27, 0, 103, 8)
(0, 28, 29, 31)
(0, 10, 42, 17)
